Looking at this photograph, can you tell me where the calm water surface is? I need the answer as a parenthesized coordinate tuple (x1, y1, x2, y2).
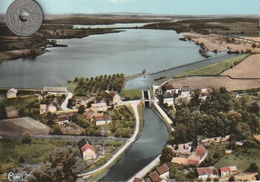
(101, 108, 168, 181)
(0, 29, 205, 88)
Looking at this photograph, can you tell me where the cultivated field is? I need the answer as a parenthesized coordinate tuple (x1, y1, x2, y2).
(0, 117, 50, 135)
(168, 76, 259, 92)
(221, 54, 260, 78)
(168, 54, 260, 91)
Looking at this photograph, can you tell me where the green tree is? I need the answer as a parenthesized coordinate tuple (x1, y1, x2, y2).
(21, 131, 32, 144)
(247, 162, 259, 172)
(160, 146, 176, 163)
(0, 105, 7, 120)
(77, 105, 86, 114)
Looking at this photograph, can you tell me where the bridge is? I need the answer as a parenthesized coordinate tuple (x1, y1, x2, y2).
(142, 90, 152, 107)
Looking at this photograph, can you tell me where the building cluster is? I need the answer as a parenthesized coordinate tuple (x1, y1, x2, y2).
(155, 83, 210, 107)
(171, 145, 208, 166)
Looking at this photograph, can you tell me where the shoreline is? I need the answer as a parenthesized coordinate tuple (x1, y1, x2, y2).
(0, 49, 45, 62)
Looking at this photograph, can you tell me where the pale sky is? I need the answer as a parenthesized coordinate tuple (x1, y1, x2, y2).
(0, 0, 259, 15)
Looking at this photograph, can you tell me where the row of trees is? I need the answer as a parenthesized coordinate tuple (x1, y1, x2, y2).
(172, 87, 259, 144)
(74, 74, 124, 95)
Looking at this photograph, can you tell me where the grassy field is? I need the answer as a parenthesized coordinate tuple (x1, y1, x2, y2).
(120, 89, 142, 100)
(214, 147, 260, 171)
(174, 54, 249, 77)
(0, 138, 73, 174)
(0, 95, 36, 109)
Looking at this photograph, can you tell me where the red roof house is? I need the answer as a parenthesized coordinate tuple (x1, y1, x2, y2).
(149, 171, 162, 182)
(197, 167, 219, 180)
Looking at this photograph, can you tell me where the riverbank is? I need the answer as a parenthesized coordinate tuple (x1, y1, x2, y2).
(180, 32, 260, 53)
(0, 49, 44, 62)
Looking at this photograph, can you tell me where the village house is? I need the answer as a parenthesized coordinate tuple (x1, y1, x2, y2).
(85, 109, 101, 119)
(201, 135, 230, 146)
(171, 157, 188, 165)
(180, 86, 193, 98)
(149, 171, 162, 182)
(106, 90, 121, 104)
(57, 115, 69, 126)
(43, 87, 68, 96)
(7, 88, 18, 98)
(172, 144, 208, 166)
(91, 102, 109, 112)
(133, 177, 143, 182)
(156, 164, 169, 179)
(48, 103, 57, 113)
(220, 166, 237, 177)
(92, 115, 112, 126)
(197, 166, 219, 180)
(40, 104, 47, 115)
(75, 99, 86, 108)
(163, 92, 174, 106)
(77, 138, 97, 160)
(162, 84, 180, 95)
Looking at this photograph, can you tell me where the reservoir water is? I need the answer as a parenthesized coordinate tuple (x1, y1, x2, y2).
(0, 29, 207, 88)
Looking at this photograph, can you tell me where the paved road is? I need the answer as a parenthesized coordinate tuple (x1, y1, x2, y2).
(60, 92, 74, 111)
(77, 100, 141, 179)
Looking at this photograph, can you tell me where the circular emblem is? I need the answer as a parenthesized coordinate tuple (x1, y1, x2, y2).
(6, 0, 43, 36)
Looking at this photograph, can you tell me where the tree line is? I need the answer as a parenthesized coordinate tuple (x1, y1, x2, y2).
(172, 87, 259, 144)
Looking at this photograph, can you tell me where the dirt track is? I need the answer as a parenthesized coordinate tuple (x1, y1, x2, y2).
(0, 117, 50, 135)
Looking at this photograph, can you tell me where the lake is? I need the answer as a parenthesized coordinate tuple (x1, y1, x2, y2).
(0, 29, 207, 89)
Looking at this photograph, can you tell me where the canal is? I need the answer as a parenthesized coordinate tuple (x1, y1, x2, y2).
(100, 108, 169, 181)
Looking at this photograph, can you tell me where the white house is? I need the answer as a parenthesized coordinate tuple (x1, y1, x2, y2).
(43, 87, 68, 96)
(180, 86, 193, 98)
(220, 166, 237, 177)
(77, 138, 97, 160)
(7, 88, 18, 98)
(57, 115, 69, 126)
(91, 102, 109, 111)
(197, 167, 219, 180)
(92, 115, 112, 126)
(40, 104, 47, 115)
(48, 103, 57, 113)
(106, 90, 121, 104)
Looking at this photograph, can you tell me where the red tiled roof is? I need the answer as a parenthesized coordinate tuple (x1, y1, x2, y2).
(108, 91, 116, 97)
(58, 115, 68, 121)
(220, 167, 231, 173)
(197, 167, 213, 175)
(133, 177, 142, 182)
(187, 159, 199, 166)
(149, 171, 162, 182)
(163, 84, 174, 90)
(93, 115, 110, 121)
(156, 164, 169, 175)
(81, 143, 95, 153)
(195, 145, 207, 158)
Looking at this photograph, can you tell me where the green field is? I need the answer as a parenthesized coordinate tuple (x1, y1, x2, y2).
(0, 138, 73, 174)
(214, 147, 260, 171)
(120, 89, 142, 100)
(0, 95, 36, 109)
(174, 54, 249, 77)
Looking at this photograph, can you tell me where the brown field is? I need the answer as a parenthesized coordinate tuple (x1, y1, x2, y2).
(168, 76, 259, 92)
(0, 117, 50, 135)
(221, 54, 260, 78)
(168, 54, 260, 92)
(182, 33, 260, 53)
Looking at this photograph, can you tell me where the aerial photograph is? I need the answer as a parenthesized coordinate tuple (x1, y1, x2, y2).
(0, 0, 259, 181)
